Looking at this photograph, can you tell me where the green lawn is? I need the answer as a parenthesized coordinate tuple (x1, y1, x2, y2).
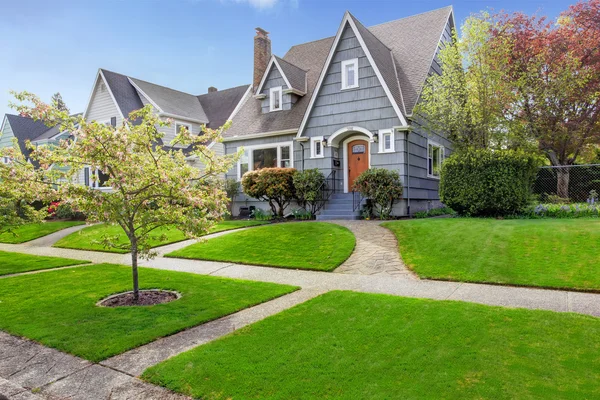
(0, 221, 85, 244)
(383, 218, 600, 291)
(0, 251, 88, 276)
(143, 291, 600, 399)
(166, 222, 356, 271)
(0, 264, 297, 361)
(53, 220, 269, 254)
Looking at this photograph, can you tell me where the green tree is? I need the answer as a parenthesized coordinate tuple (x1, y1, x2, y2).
(415, 14, 522, 150)
(51, 92, 70, 113)
(12, 91, 239, 302)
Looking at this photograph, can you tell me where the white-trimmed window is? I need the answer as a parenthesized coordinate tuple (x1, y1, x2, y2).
(427, 140, 444, 179)
(269, 86, 283, 112)
(237, 142, 293, 180)
(379, 129, 394, 153)
(2, 156, 11, 164)
(311, 136, 324, 158)
(341, 58, 359, 90)
(175, 123, 192, 135)
(84, 166, 110, 188)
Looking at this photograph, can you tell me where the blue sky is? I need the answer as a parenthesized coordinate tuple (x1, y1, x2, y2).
(0, 0, 574, 118)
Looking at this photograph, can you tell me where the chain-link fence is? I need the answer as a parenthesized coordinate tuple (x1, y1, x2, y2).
(533, 164, 600, 203)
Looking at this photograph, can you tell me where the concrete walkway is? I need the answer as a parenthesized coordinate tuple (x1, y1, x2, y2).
(2, 220, 600, 399)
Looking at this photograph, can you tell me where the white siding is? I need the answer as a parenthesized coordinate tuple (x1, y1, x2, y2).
(0, 118, 15, 149)
(85, 76, 122, 125)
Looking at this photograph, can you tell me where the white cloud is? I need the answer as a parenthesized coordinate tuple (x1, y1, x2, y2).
(234, 0, 279, 9)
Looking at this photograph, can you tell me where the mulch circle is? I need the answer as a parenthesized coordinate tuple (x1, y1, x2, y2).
(98, 290, 180, 307)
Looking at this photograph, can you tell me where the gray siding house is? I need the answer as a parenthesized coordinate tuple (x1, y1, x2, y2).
(225, 7, 455, 218)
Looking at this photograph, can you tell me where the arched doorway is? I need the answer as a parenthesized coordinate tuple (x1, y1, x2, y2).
(342, 135, 371, 193)
(327, 126, 374, 193)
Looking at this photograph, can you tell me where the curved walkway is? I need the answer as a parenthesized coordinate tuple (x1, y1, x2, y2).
(331, 220, 415, 277)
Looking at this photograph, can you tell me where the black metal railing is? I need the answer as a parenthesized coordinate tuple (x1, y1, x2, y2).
(352, 189, 364, 212)
(310, 170, 336, 213)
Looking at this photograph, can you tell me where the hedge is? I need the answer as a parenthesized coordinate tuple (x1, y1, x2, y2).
(440, 149, 540, 216)
(241, 168, 297, 218)
(353, 168, 403, 219)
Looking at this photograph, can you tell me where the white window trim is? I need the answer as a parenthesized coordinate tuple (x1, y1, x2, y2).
(427, 140, 445, 179)
(175, 122, 192, 135)
(378, 129, 394, 153)
(269, 86, 283, 112)
(341, 58, 359, 90)
(237, 141, 294, 181)
(311, 136, 324, 159)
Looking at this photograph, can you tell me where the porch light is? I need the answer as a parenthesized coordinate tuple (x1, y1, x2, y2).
(373, 132, 379, 143)
(322, 137, 328, 147)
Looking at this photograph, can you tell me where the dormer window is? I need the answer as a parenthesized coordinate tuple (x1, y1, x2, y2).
(341, 58, 359, 90)
(270, 86, 283, 112)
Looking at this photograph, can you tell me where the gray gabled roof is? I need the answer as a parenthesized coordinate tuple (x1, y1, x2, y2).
(100, 69, 145, 120)
(197, 84, 250, 129)
(274, 56, 307, 94)
(225, 6, 453, 139)
(226, 37, 333, 138)
(129, 77, 209, 122)
(4, 114, 55, 158)
(369, 6, 453, 113)
(348, 12, 406, 115)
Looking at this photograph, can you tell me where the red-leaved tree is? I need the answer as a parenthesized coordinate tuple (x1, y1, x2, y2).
(490, 0, 600, 198)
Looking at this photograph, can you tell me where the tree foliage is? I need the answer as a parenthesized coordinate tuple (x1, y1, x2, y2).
(12, 91, 238, 301)
(293, 169, 325, 215)
(0, 142, 53, 234)
(241, 168, 297, 218)
(51, 92, 70, 113)
(353, 168, 403, 219)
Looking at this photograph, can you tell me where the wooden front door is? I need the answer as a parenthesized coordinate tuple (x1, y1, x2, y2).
(347, 139, 369, 191)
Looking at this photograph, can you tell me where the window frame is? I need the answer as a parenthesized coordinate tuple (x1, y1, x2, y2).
(269, 86, 283, 112)
(237, 141, 294, 181)
(311, 136, 324, 159)
(427, 140, 445, 179)
(378, 129, 394, 153)
(175, 122, 192, 135)
(341, 58, 359, 90)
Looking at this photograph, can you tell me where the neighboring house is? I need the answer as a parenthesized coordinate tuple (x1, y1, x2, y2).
(82, 68, 251, 170)
(225, 6, 455, 219)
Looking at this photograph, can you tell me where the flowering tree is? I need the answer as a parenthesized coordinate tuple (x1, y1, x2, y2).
(489, 0, 600, 198)
(0, 142, 53, 234)
(12, 92, 239, 301)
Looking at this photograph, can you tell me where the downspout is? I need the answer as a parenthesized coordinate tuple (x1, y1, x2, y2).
(299, 142, 305, 171)
(405, 130, 411, 217)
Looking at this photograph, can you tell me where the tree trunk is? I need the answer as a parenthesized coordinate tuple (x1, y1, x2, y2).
(556, 167, 570, 200)
(130, 238, 139, 303)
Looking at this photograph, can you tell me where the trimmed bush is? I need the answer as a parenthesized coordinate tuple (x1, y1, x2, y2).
(241, 168, 297, 218)
(353, 168, 403, 219)
(440, 149, 540, 216)
(293, 169, 325, 215)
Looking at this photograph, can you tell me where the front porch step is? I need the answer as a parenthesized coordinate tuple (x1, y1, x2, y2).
(317, 192, 364, 220)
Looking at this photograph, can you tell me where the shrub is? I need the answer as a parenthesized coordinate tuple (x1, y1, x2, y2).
(242, 168, 297, 218)
(293, 169, 325, 214)
(413, 206, 455, 219)
(250, 208, 272, 221)
(353, 168, 403, 219)
(222, 178, 240, 216)
(291, 208, 313, 220)
(440, 149, 540, 217)
(522, 203, 600, 218)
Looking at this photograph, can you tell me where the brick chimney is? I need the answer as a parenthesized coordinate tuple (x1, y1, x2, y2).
(208, 86, 218, 93)
(253, 27, 271, 91)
